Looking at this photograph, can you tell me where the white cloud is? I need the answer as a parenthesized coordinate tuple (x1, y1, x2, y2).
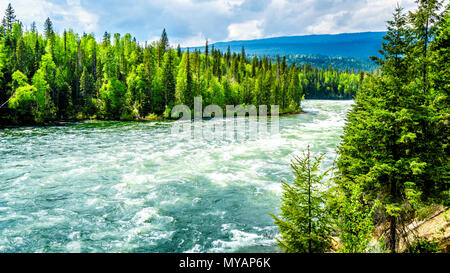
(174, 32, 209, 47)
(0, 0, 98, 33)
(227, 20, 263, 41)
(0, 0, 424, 46)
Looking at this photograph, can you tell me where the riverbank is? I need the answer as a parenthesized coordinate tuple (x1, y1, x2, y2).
(0, 110, 309, 129)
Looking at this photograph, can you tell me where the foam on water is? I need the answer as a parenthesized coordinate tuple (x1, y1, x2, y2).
(0, 100, 353, 253)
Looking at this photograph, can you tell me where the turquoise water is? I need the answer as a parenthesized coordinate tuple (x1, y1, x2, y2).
(0, 100, 353, 253)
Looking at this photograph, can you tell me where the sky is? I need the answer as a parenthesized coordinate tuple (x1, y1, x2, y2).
(2, 0, 420, 46)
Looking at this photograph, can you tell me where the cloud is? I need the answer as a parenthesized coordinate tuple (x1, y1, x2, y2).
(1, 0, 420, 46)
(227, 20, 263, 41)
(0, 0, 99, 33)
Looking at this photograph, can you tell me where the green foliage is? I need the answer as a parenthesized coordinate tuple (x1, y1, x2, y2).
(329, 184, 379, 253)
(335, 2, 449, 253)
(271, 146, 333, 253)
(416, 204, 441, 221)
(407, 237, 441, 253)
(32, 69, 56, 123)
(0, 3, 365, 125)
(99, 77, 126, 119)
(9, 84, 36, 119)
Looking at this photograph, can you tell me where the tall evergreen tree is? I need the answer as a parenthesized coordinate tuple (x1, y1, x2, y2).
(16, 36, 27, 75)
(30, 21, 36, 33)
(176, 44, 182, 58)
(157, 28, 169, 64)
(409, 0, 444, 93)
(271, 146, 333, 253)
(204, 40, 209, 71)
(185, 48, 193, 108)
(2, 3, 16, 33)
(44, 17, 54, 39)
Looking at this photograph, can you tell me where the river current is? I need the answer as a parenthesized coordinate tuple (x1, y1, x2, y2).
(0, 100, 353, 253)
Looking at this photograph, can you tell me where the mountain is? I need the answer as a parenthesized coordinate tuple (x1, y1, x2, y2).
(192, 32, 386, 59)
(188, 32, 386, 71)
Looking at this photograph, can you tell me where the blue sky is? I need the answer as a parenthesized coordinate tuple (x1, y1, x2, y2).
(2, 0, 418, 46)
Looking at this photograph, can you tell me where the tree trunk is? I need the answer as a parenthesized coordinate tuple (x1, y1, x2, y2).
(307, 147, 312, 253)
(390, 215, 397, 253)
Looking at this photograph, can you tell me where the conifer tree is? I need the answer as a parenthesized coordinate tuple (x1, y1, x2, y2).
(162, 50, 176, 107)
(157, 28, 169, 64)
(185, 49, 193, 108)
(177, 44, 182, 58)
(271, 146, 333, 253)
(2, 3, 16, 33)
(204, 40, 209, 71)
(16, 36, 27, 75)
(44, 17, 54, 39)
(409, 0, 443, 93)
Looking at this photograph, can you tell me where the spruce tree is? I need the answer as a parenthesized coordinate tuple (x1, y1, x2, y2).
(30, 21, 36, 33)
(16, 36, 27, 75)
(177, 44, 181, 58)
(157, 29, 169, 64)
(271, 146, 333, 253)
(204, 40, 209, 71)
(409, 0, 443, 93)
(162, 50, 176, 107)
(185, 48, 193, 108)
(44, 17, 54, 39)
(2, 3, 16, 33)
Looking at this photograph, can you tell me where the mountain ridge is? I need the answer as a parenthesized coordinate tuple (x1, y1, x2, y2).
(187, 31, 386, 60)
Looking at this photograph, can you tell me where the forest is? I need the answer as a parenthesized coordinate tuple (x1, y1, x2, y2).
(0, 3, 361, 125)
(0, 0, 447, 255)
(275, 54, 378, 73)
(273, 1, 449, 253)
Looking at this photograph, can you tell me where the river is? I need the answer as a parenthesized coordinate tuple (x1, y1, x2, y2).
(0, 100, 354, 253)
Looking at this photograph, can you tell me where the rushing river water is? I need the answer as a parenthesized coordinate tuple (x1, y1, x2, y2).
(0, 100, 353, 253)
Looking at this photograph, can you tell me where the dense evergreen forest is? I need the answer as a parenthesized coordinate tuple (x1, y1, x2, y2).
(275, 55, 378, 72)
(0, 3, 361, 125)
(273, 1, 449, 253)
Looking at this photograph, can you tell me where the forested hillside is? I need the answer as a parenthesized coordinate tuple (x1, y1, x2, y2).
(0, 4, 362, 125)
(273, 1, 449, 253)
(272, 55, 378, 72)
(188, 32, 386, 71)
(205, 32, 385, 59)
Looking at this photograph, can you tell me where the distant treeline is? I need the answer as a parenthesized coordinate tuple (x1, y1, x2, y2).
(273, 55, 378, 72)
(0, 3, 361, 125)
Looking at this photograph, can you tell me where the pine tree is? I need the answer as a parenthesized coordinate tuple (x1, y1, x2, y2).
(80, 67, 95, 99)
(271, 146, 333, 253)
(204, 40, 209, 71)
(157, 28, 169, 64)
(409, 0, 443, 93)
(162, 50, 176, 107)
(30, 21, 36, 33)
(16, 36, 27, 75)
(185, 48, 193, 108)
(177, 44, 181, 58)
(102, 31, 111, 47)
(44, 17, 54, 39)
(2, 3, 16, 33)
(287, 64, 300, 110)
(371, 4, 411, 81)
